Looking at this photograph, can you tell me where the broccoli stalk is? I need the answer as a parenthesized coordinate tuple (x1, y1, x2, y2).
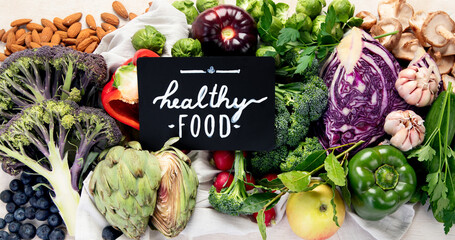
(280, 137, 324, 172)
(208, 151, 248, 216)
(0, 100, 121, 236)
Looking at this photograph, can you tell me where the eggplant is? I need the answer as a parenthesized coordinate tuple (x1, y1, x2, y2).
(191, 5, 258, 55)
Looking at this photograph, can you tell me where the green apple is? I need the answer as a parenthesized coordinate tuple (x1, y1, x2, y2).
(286, 183, 345, 240)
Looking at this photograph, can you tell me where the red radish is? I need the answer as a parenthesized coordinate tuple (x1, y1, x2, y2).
(212, 151, 235, 170)
(253, 208, 276, 227)
(245, 173, 255, 191)
(213, 172, 234, 192)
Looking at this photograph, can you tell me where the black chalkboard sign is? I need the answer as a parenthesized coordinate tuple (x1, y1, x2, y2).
(137, 57, 275, 151)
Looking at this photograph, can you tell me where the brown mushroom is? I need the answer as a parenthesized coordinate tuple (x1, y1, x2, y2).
(428, 48, 455, 74)
(442, 74, 455, 92)
(378, 0, 414, 30)
(371, 18, 403, 51)
(409, 11, 430, 47)
(355, 11, 377, 31)
(433, 39, 455, 56)
(392, 32, 425, 61)
(421, 11, 455, 47)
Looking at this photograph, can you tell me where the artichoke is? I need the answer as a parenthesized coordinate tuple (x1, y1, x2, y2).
(89, 142, 161, 239)
(150, 138, 199, 238)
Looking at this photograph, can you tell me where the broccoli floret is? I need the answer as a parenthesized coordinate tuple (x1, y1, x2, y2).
(250, 145, 288, 177)
(208, 151, 248, 216)
(274, 97, 290, 148)
(280, 137, 324, 172)
(0, 46, 108, 122)
(0, 100, 121, 235)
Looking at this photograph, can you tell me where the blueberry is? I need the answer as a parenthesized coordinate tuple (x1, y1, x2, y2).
(13, 207, 25, 221)
(35, 176, 49, 185)
(48, 228, 65, 240)
(0, 218, 5, 229)
(9, 180, 23, 192)
(20, 172, 34, 185)
(6, 233, 20, 240)
(29, 196, 38, 208)
(47, 214, 62, 228)
(12, 192, 28, 206)
(0, 190, 13, 203)
(19, 223, 36, 239)
(35, 187, 47, 198)
(0, 230, 8, 240)
(35, 209, 50, 221)
(36, 224, 51, 240)
(102, 226, 122, 240)
(36, 197, 50, 210)
(23, 185, 34, 198)
(49, 205, 58, 214)
(6, 202, 17, 213)
(4, 213, 14, 223)
(24, 207, 36, 220)
(8, 221, 21, 233)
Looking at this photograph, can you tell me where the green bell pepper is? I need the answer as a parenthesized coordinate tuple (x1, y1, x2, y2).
(348, 145, 417, 221)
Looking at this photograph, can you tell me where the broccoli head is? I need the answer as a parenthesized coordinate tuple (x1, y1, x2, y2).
(280, 137, 324, 172)
(208, 151, 248, 216)
(250, 145, 288, 177)
(0, 46, 108, 122)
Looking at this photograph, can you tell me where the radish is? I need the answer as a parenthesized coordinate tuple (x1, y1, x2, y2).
(253, 208, 276, 227)
(212, 151, 235, 170)
(213, 172, 234, 192)
(245, 173, 255, 191)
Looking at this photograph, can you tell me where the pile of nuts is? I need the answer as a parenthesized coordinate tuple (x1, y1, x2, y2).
(0, 1, 149, 61)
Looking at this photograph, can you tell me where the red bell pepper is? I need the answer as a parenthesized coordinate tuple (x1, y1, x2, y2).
(101, 49, 159, 130)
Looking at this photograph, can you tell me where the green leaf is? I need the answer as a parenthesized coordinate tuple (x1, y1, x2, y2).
(325, 6, 337, 32)
(408, 145, 436, 162)
(442, 210, 455, 234)
(257, 209, 267, 240)
(240, 192, 279, 214)
(78, 151, 100, 189)
(294, 150, 327, 172)
(276, 28, 300, 46)
(329, 183, 340, 227)
(426, 172, 439, 196)
(341, 185, 351, 210)
(259, 2, 272, 30)
(256, 177, 285, 190)
(295, 53, 314, 74)
(278, 171, 311, 192)
(324, 152, 346, 186)
(347, 17, 364, 27)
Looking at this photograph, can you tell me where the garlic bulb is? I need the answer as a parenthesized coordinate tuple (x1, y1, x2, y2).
(384, 110, 425, 151)
(395, 65, 440, 107)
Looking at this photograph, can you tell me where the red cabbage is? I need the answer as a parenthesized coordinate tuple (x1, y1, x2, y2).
(318, 28, 409, 151)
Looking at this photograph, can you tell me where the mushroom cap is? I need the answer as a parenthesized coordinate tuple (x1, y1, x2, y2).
(429, 48, 455, 74)
(409, 11, 430, 47)
(433, 39, 455, 56)
(378, 0, 414, 30)
(422, 11, 455, 47)
(356, 11, 377, 31)
(371, 18, 403, 51)
(392, 32, 424, 61)
(442, 74, 455, 92)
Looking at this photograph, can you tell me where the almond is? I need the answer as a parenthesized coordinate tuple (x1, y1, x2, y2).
(31, 30, 41, 44)
(101, 23, 116, 32)
(51, 33, 61, 45)
(112, 1, 128, 19)
(55, 31, 68, 39)
(41, 42, 57, 47)
(41, 18, 58, 32)
(67, 22, 82, 38)
(129, 13, 137, 20)
(77, 37, 94, 51)
(101, 13, 119, 26)
(81, 28, 96, 35)
(16, 33, 26, 45)
(76, 30, 90, 45)
(2, 27, 18, 43)
(26, 23, 44, 32)
(15, 29, 26, 39)
(6, 33, 16, 49)
(10, 44, 26, 53)
(85, 14, 97, 30)
(25, 33, 32, 48)
(0, 53, 7, 61)
(10, 18, 32, 27)
(63, 38, 77, 45)
(63, 12, 83, 26)
(0, 29, 5, 41)
(84, 41, 98, 53)
(96, 27, 106, 39)
(30, 42, 41, 48)
(90, 35, 100, 44)
(40, 27, 53, 43)
(53, 17, 68, 31)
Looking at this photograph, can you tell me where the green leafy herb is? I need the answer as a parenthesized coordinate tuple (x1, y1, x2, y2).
(294, 150, 327, 172)
(278, 171, 311, 192)
(257, 209, 267, 240)
(277, 28, 300, 46)
(324, 152, 346, 186)
(256, 177, 285, 190)
(240, 192, 279, 214)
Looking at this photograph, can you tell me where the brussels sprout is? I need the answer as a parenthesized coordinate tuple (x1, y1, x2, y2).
(275, 3, 290, 24)
(286, 13, 312, 32)
(296, 0, 326, 19)
(131, 25, 166, 55)
(196, 0, 220, 12)
(311, 15, 326, 37)
(171, 38, 203, 57)
(260, 16, 284, 43)
(172, 0, 199, 24)
(256, 46, 280, 66)
(328, 0, 355, 22)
